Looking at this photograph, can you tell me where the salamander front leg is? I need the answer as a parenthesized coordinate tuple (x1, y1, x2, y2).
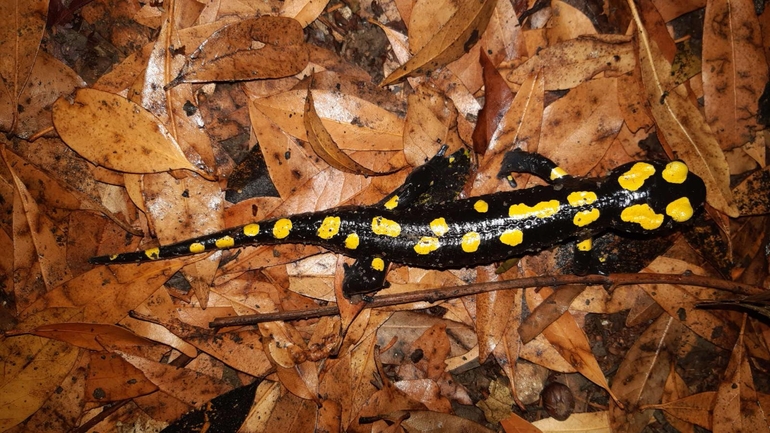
(497, 150, 572, 187)
(342, 257, 391, 299)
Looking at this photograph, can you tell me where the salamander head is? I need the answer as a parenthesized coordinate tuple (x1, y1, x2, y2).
(607, 160, 706, 234)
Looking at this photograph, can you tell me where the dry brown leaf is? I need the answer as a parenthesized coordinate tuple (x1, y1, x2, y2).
(610, 314, 684, 432)
(6, 322, 152, 352)
(169, 16, 308, 86)
(538, 78, 624, 171)
(263, 392, 318, 431)
(648, 391, 716, 430)
(381, 0, 497, 85)
(472, 50, 514, 154)
(384, 410, 496, 432)
(518, 285, 585, 344)
(628, 0, 738, 217)
(500, 412, 543, 433)
(0, 0, 48, 130)
(119, 351, 232, 407)
(540, 312, 616, 402)
(702, 0, 768, 150)
(475, 268, 517, 363)
(713, 316, 770, 432)
(642, 258, 739, 350)
(4, 153, 73, 288)
(276, 361, 319, 401)
(52, 89, 205, 176)
(502, 35, 634, 91)
(85, 352, 158, 402)
(403, 85, 464, 166)
(0, 335, 79, 431)
(546, 0, 597, 44)
(21, 260, 185, 325)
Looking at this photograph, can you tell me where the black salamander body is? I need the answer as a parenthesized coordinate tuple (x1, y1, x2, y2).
(91, 149, 707, 297)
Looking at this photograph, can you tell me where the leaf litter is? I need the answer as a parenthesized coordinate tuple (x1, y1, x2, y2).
(0, 0, 769, 431)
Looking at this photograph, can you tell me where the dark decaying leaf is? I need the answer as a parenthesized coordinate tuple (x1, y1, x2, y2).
(225, 144, 279, 203)
(161, 380, 261, 433)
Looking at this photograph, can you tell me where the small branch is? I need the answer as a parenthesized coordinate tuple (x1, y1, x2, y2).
(209, 273, 763, 328)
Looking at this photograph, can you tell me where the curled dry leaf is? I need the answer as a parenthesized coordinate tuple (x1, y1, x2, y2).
(304, 84, 394, 176)
(381, 0, 497, 85)
(52, 88, 205, 176)
(169, 16, 309, 87)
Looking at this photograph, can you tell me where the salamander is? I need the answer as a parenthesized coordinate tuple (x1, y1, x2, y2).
(91, 148, 707, 297)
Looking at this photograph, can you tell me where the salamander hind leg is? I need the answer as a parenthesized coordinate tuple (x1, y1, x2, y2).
(342, 257, 391, 299)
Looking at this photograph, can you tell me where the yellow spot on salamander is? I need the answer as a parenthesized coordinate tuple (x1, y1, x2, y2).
(567, 191, 597, 207)
(474, 200, 489, 213)
(317, 216, 341, 239)
(372, 216, 401, 237)
(499, 229, 523, 246)
(618, 162, 655, 191)
(414, 237, 440, 255)
(345, 233, 360, 249)
(145, 248, 160, 260)
(430, 218, 449, 236)
(215, 236, 235, 249)
(243, 223, 260, 236)
(550, 166, 568, 180)
(462, 232, 481, 252)
(273, 219, 293, 239)
(109, 254, 119, 261)
(621, 204, 664, 230)
(384, 195, 399, 210)
(573, 209, 600, 227)
(577, 238, 592, 251)
(662, 161, 689, 184)
(666, 197, 694, 222)
(509, 200, 560, 220)
(371, 257, 385, 271)
(189, 242, 206, 253)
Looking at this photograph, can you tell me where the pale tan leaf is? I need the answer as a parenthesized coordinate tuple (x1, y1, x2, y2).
(240, 381, 282, 432)
(403, 85, 464, 166)
(703, 0, 768, 150)
(52, 89, 204, 175)
(531, 411, 610, 432)
(276, 361, 319, 401)
(628, 0, 738, 216)
(280, 0, 330, 27)
(546, 0, 597, 44)
(170, 16, 308, 86)
(713, 316, 770, 433)
(381, 0, 497, 85)
(263, 392, 318, 431)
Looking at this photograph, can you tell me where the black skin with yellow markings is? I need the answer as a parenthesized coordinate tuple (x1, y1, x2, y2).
(91, 148, 707, 297)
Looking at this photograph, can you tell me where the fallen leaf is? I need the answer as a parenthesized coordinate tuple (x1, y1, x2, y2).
(0, 335, 79, 431)
(712, 315, 770, 432)
(702, 0, 768, 150)
(6, 322, 152, 351)
(0, 0, 48, 130)
(381, 0, 497, 85)
(472, 50, 514, 154)
(52, 88, 206, 176)
(85, 352, 158, 402)
(169, 16, 309, 87)
(647, 391, 716, 430)
(305, 81, 390, 175)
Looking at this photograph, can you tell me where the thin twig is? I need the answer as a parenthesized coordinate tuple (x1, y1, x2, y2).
(209, 273, 763, 328)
